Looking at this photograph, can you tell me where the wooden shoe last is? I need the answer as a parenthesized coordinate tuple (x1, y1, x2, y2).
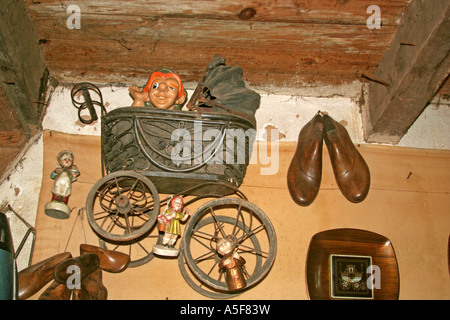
(287, 113, 324, 206)
(323, 114, 370, 203)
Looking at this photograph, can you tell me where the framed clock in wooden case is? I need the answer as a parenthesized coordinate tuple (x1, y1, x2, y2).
(306, 228, 399, 300)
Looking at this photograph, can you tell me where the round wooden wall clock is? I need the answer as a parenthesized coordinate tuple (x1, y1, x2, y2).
(306, 228, 399, 300)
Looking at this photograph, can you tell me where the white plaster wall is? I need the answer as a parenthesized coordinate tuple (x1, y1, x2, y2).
(42, 85, 366, 143)
(254, 93, 364, 142)
(42, 84, 449, 148)
(0, 134, 43, 271)
(397, 102, 450, 150)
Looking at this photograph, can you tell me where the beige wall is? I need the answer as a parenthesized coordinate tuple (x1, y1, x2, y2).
(27, 131, 450, 300)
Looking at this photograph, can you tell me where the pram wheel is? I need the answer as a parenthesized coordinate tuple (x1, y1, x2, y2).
(86, 171, 159, 242)
(182, 198, 276, 295)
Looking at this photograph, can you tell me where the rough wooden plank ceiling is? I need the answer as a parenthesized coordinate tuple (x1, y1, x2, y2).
(25, 0, 410, 90)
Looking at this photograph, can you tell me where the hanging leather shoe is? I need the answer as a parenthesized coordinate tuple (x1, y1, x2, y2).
(18, 252, 72, 300)
(80, 268, 108, 300)
(80, 243, 130, 273)
(287, 112, 324, 206)
(71, 270, 107, 300)
(72, 287, 89, 300)
(54, 253, 100, 285)
(323, 114, 370, 203)
(38, 280, 71, 300)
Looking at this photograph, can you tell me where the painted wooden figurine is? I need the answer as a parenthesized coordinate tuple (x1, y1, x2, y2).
(217, 237, 247, 291)
(44, 150, 80, 219)
(129, 68, 187, 110)
(153, 195, 190, 257)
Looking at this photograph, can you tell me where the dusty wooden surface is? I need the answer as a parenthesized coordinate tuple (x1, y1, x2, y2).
(25, 0, 409, 88)
(28, 131, 450, 300)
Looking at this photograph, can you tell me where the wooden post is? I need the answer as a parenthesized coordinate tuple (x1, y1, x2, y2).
(365, 0, 450, 144)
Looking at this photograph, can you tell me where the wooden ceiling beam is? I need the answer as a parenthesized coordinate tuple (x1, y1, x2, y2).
(0, 0, 47, 131)
(365, 0, 450, 144)
(25, 0, 408, 89)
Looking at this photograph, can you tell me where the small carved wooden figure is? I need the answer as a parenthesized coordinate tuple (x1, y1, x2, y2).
(217, 238, 247, 291)
(44, 150, 80, 219)
(153, 195, 190, 257)
(129, 68, 187, 110)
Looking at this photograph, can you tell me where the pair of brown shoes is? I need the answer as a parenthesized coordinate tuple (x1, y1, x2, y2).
(38, 250, 106, 301)
(18, 244, 130, 300)
(39, 269, 107, 301)
(287, 112, 370, 206)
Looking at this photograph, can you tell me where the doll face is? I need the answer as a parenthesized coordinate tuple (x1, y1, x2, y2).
(148, 76, 184, 109)
(171, 197, 183, 212)
(59, 154, 73, 168)
(217, 239, 233, 255)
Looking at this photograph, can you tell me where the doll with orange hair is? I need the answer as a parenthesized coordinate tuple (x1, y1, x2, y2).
(129, 68, 187, 110)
